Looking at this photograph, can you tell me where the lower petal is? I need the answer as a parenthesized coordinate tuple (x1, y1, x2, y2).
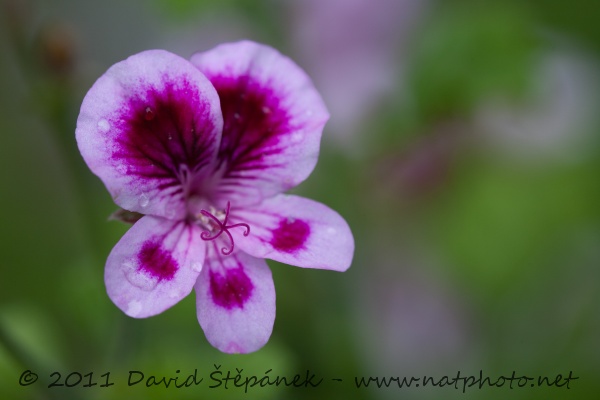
(195, 251, 275, 353)
(231, 194, 354, 272)
(105, 216, 206, 318)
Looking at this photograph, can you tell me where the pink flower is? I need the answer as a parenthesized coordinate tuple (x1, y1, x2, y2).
(76, 41, 354, 353)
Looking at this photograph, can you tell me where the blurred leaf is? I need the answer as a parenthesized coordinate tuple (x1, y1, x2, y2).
(151, 0, 285, 40)
(0, 304, 67, 372)
(428, 157, 599, 297)
(0, 114, 88, 306)
(409, 1, 540, 121)
(526, 0, 600, 54)
(152, 0, 234, 17)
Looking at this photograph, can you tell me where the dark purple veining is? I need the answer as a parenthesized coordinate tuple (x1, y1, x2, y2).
(270, 218, 310, 253)
(210, 75, 292, 177)
(137, 240, 178, 281)
(112, 77, 216, 188)
(209, 265, 254, 309)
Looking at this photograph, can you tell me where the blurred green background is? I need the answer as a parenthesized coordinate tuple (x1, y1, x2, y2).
(1, 0, 599, 399)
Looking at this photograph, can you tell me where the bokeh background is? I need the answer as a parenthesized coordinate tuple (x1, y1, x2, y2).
(1, 0, 599, 399)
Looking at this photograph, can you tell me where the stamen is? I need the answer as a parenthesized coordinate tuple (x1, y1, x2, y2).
(199, 201, 250, 255)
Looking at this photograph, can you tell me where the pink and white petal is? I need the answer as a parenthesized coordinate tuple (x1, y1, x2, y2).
(76, 50, 223, 220)
(105, 215, 206, 318)
(195, 251, 275, 354)
(231, 194, 354, 272)
(190, 41, 329, 205)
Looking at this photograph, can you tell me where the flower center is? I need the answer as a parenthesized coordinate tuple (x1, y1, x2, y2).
(197, 201, 250, 255)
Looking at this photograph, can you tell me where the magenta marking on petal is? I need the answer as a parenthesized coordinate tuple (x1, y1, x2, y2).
(270, 218, 310, 253)
(211, 75, 292, 174)
(209, 266, 254, 309)
(112, 77, 216, 187)
(138, 240, 178, 281)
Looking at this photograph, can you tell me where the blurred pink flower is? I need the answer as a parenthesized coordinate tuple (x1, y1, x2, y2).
(290, 0, 428, 148)
(356, 252, 473, 374)
(474, 50, 598, 161)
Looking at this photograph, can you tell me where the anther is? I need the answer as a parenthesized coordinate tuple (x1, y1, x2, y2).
(199, 201, 250, 255)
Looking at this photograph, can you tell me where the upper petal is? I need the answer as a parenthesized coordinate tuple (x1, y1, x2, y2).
(105, 215, 206, 318)
(231, 195, 354, 272)
(190, 41, 329, 205)
(195, 251, 275, 353)
(76, 50, 223, 219)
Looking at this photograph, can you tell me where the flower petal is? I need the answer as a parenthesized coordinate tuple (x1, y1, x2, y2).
(195, 251, 275, 353)
(76, 50, 223, 219)
(190, 40, 329, 205)
(231, 195, 354, 272)
(105, 215, 206, 318)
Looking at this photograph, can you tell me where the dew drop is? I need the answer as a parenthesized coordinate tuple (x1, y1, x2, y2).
(168, 133, 173, 140)
(291, 131, 303, 143)
(116, 163, 128, 174)
(262, 106, 271, 114)
(126, 300, 143, 317)
(144, 106, 155, 121)
(191, 261, 203, 273)
(139, 193, 150, 208)
(123, 261, 158, 291)
(233, 113, 241, 120)
(97, 119, 110, 133)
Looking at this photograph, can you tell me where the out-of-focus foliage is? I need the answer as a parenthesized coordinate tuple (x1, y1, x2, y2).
(1, 0, 600, 399)
(408, 2, 539, 121)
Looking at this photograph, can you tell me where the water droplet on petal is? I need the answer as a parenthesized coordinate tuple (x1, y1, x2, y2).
(262, 106, 271, 114)
(191, 262, 203, 273)
(97, 119, 110, 133)
(168, 133, 173, 140)
(116, 164, 128, 174)
(126, 300, 143, 317)
(291, 131, 303, 143)
(144, 106, 155, 121)
(123, 261, 158, 291)
(233, 113, 240, 120)
(139, 193, 149, 208)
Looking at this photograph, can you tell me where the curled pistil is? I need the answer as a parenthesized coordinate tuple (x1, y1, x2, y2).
(199, 201, 250, 255)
